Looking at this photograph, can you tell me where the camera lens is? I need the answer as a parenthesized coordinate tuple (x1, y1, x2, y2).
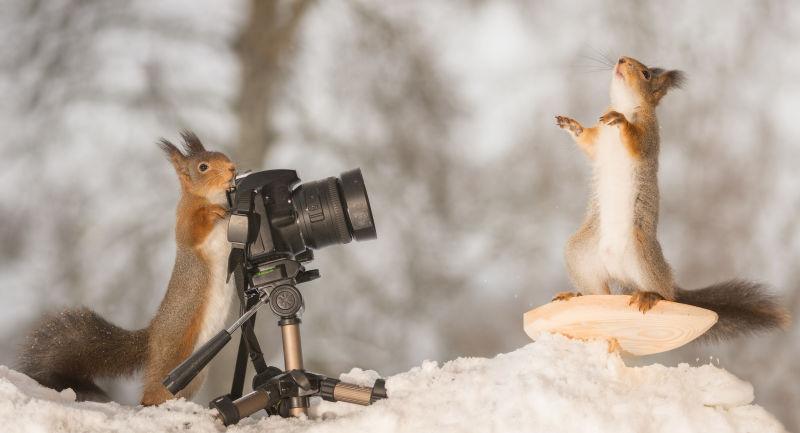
(292, 168, 376, 250)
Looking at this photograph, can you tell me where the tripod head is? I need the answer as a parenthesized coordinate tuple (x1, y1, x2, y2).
(243, 252, 319, 318)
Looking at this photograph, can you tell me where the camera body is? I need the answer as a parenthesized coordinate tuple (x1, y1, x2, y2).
(226, 168, 376, 293)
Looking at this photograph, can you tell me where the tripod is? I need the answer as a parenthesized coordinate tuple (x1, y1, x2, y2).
(161, 253, 387, 426)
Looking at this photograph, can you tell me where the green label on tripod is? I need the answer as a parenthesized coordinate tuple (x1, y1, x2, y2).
(255, 267, 275, 277)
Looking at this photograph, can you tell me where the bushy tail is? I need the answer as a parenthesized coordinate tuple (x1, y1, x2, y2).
(17, 308, 148, 401)
(675, 280, 790, 342)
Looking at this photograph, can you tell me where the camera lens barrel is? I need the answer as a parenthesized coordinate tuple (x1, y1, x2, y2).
(293, 177, 350, 249)
(292, 168, 376, 250)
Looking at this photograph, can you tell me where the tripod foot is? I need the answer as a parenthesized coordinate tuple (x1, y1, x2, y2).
(371, 379, 388, 403)
(210, 395, 240, 426)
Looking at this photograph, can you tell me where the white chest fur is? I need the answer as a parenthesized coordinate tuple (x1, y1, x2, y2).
(594, 125, 637, 278)
(194, 218, 233, 350)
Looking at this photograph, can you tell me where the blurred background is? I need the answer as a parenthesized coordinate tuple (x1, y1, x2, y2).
(0, 0, 798, 430)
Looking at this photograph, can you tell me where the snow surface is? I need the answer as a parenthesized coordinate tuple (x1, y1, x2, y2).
(0, 334, 786, 433)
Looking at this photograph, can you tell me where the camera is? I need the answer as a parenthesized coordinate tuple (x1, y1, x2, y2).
(226, 168, 376, 288)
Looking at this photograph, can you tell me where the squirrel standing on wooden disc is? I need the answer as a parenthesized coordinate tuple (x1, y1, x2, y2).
(554, 56, 789, 341)
(17, 132, 237, 405)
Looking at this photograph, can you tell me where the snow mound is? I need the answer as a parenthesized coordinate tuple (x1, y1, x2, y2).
(0, 334, 786, 433)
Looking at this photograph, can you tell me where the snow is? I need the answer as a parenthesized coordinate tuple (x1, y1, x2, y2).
(0, 334, 786, 433)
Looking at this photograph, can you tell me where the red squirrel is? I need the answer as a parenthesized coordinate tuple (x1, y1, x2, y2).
(18, 132, 236, 404)
(554, 56, 789, 340)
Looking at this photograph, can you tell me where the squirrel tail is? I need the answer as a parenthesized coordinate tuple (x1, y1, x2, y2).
(16, 308, 148, 402)
(675, 280, 790, 342)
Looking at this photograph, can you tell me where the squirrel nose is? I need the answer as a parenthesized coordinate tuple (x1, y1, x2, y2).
(618, 58, 626, 65)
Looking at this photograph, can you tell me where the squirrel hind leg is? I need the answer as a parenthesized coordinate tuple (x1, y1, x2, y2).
(141, 383, 173, 406)
(565, 231, 611, 296)
(625, 267, 674, 313)
(629, 235, 676, 303)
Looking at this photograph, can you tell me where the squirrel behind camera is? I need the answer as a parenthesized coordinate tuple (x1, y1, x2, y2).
(17, 132, 236, 405)
(554, 56, 789, 341)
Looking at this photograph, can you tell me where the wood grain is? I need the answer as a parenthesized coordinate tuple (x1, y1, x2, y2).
(523, 295, 718, 356)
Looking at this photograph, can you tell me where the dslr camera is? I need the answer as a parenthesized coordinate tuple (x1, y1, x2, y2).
(227, 168, 376, 293)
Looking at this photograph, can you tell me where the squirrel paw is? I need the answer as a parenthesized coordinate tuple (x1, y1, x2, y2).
(599, 110, 625, 126)
(552, 291, 582, 302)
(555, 115, 584, 136)
(628, 291, 664, 313)
(140, 387, 173, 406)
(210, 205, 229, 220)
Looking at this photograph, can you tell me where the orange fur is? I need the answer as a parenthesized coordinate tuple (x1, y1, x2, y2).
(617, 119, 643, 159)
(555, 115, 599, 159)
(598, 110, 643, 159)
(576, 126, 599, 158)
(180, 203, 227, 247)
(141, 383, 173, 406)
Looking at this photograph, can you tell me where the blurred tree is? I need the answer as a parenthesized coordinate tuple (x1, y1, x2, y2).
(233, 0, 312, 165)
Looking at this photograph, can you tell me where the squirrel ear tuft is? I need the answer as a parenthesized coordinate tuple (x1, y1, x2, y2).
(651, 69, 686, 103)
(158, 138, 190, 178)
(180, 130, 206, 156)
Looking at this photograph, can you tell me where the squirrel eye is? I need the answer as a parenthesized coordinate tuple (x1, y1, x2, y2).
(642, 70, 651, 80)
(198, 163, 209, 172)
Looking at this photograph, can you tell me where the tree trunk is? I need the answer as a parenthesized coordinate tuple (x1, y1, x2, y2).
(233, 0, 312, 167)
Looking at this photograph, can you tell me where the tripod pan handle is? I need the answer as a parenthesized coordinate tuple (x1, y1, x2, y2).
(320, 378, 388, 405)
(163, 330, 232, 394)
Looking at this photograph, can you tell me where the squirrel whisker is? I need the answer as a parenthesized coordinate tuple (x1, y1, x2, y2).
(580, 51, 615, 69)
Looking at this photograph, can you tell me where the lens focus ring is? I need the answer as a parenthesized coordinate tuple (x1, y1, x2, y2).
(326, 178, 350, 245)
(291, 168, 375, 251)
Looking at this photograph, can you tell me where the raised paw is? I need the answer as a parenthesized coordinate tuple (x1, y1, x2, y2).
(599, 110, 625, 126)
(210, 205, 229, 220)
(555, 115, 584, 136)
(628, 291, 664, 313)
(552, 291, 582, 302)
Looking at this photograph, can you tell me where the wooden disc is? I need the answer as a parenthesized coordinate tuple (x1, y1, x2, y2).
(523, 295, 718, 356)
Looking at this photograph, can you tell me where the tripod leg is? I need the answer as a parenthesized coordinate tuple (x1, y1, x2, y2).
(243, 315, 268, 373)
(320, 378, 388, 405)
(230, 265, 250, 399)
(230, 291, 267, 399)
(229, 331, 249, 399)
(279, 317, 308, 416)
(211, 388, 274, 426)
